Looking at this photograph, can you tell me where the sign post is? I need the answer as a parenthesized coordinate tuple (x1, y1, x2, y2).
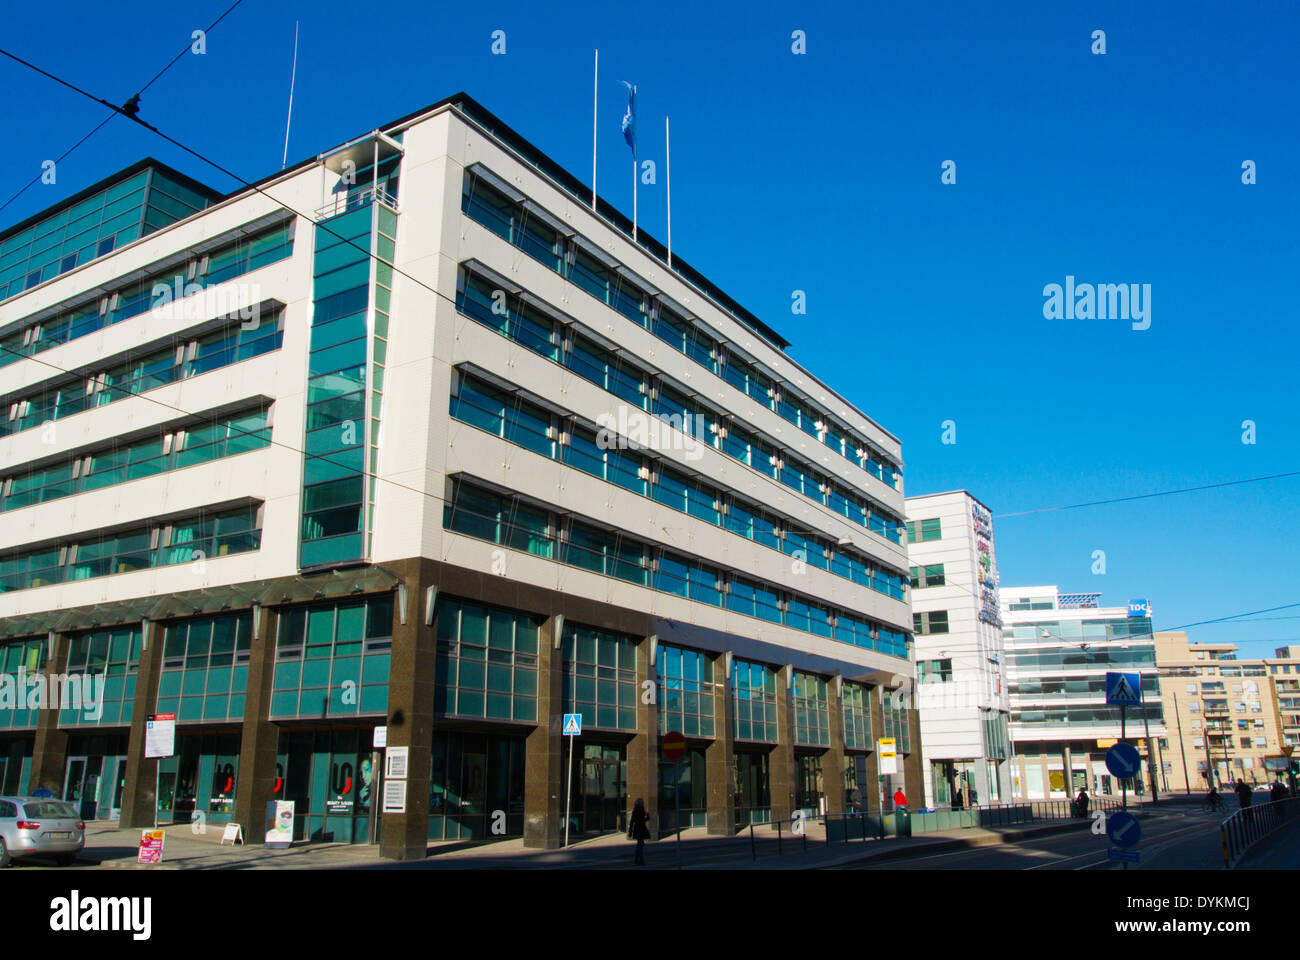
(662, 730, 686, 869)
(1105, 673, 1143, 870)
(563, 713, 581, 847)
(145, 713, 176, 831)
(877, 738, 897, 837)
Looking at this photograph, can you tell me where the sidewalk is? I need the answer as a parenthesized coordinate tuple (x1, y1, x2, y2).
(76, 815, 1098, 871)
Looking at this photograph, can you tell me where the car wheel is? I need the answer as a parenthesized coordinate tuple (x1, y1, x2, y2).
(56, 853, 76, 867)
(0, 838, 9, 868)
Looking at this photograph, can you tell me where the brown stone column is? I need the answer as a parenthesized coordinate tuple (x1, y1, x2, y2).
(625, 635, 659, 840)
(770, 664, 796, 821)
(824, 673, 846, 816)
(524, 611, 565, 848)
(903, 700, 923, 806)
(706, 651, 735, 835)
(121, 619, 164, 828)
(235, 604, 280, 838)
(29, 632, 70, 795)
(379, 561, 436, 860)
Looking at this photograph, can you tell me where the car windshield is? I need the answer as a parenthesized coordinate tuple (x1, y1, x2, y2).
(21, 801, 79, 819)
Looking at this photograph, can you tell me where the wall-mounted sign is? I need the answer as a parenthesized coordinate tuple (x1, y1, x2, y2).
(1127, 599, 1153, 619)
(385, 746, 409, 781)
(383, 780, 406, 814)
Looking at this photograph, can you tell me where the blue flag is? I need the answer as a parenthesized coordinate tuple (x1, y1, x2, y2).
(621, 81, 636, 157)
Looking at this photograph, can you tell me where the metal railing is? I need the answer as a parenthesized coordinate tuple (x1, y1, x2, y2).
(1220, 795, 1300, 867)
(652, 796, 1128, 866)
(314, 185, 399, 221)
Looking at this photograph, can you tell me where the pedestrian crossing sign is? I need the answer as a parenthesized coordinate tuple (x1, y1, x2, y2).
(563, 713, 582, 736)
(1106, 672, 1143, 706)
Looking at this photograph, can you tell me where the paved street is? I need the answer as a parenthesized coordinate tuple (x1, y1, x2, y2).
(843, 797, 1300, 870)
(10, 813, 1102, 871)
(10, 795, 1296, 871)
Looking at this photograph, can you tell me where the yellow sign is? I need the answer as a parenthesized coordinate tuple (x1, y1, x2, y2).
(877, 738, 896, 758)
(1097, 739, 1118, 748)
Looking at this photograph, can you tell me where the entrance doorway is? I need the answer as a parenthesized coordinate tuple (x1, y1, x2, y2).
(63, 756, 103, 820)
(563, 743, 625, 835)
(581, 745, 625, 834)
(796, 755, 824, 814)
(734, 751, 771, 824)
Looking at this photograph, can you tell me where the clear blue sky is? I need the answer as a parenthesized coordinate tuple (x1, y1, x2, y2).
(2, 1, 1297, 654)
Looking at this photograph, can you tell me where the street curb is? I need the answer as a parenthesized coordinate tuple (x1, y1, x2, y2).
(820, 820, 1093, 868)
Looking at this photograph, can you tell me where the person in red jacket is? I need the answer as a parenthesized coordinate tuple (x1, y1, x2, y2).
(893, 788, 908, 809)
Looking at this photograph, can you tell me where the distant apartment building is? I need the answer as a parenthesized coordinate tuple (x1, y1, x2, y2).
(1271, 647, 1300, 754)
(1001, 588, 1166, 799)
(1153, 632, 1300, 791)
(905, 491, 1012, 808)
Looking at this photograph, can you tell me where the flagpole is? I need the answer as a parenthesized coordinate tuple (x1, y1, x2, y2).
(591, 49, 598, 210)
(665, 115, 672, 268)
(632, 157, 638, 243)
(281, 20, 300, 170)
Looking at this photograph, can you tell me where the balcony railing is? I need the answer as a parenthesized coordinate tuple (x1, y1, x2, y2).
(315, 184, 399, 221)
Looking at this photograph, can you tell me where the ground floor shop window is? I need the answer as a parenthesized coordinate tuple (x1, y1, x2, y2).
(157, 732, 240, 824)
(274, 728, 377, 843)
(429, 730, 526, 840)
(0, 736, 32, 795)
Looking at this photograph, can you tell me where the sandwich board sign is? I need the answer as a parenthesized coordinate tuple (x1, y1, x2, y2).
(137, 829, 165, 864)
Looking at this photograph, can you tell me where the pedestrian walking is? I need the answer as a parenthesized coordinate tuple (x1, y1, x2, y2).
(628, 797, 650, 865)
(952, 785, 964, 810)
(893, 787, 907, 810)
(1075, 787, 1090, 819)
(1235, 778, 1252, 823)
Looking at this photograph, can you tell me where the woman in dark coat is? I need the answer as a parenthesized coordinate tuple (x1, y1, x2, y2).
(628, 797, 650, 865)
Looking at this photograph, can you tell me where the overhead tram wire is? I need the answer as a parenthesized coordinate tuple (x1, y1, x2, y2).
(2, 309, 1291, 657)
(7, 45, 1299, 542)
(994, 470, 1300, 519)
(0, 0, 247, 215)
(0, 46, 928, 584)
(2, 49, 1297, 639)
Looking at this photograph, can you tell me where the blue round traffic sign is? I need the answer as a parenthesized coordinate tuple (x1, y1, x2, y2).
(1105, 742, 1141, 780)
(1106, 811, 1141, 848)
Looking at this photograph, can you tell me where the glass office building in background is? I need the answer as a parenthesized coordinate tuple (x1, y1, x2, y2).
(1001, 587, 1166, 800)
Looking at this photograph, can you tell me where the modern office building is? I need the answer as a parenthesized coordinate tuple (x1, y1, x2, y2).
(1153, 632, 1299, 792)
(905, 491, 1012, 809)
(1001, 587, 1166, 800)
(0, 93, 919, 857)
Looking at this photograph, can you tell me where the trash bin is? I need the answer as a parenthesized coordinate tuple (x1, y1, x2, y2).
(894, 806, 912, 837)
